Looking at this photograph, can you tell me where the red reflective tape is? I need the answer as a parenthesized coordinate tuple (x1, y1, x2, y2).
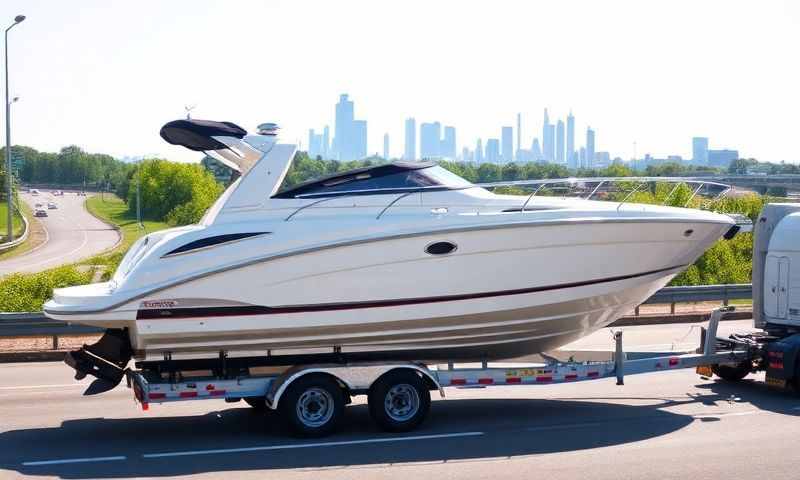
(565, 374, 578, 380)
(506, 377, 521, 384)
(536, 376, 553, 382)
(142, 402, 149, 411)
(450, 378, 467, 385)
(769, 362, 783, 369)
(148, 392, 166, 400)
(209, 390, 226, 396)
(669, 358, 679, 367)
(179, 391, 198, 398)
(478, 378, 494, 385)
(587, 371, 599, 377)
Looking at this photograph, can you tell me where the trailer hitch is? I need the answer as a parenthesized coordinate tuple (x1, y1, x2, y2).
(64, 328, 133, 395)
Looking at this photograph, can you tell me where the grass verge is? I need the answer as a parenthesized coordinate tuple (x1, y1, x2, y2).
(0, 200, 25, 243)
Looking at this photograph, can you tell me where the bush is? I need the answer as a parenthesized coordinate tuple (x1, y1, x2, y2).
(0, 265, 94, 312)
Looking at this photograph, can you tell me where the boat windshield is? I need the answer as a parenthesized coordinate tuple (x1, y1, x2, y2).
(274, 163, 473, 198)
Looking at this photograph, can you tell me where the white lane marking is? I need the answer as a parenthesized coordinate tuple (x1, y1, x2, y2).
(23, 456, 126, 466)
(0, 383, 86, 390)
(143, 431, 485, 459)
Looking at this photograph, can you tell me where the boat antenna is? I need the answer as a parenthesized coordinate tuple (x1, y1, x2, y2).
(184, 104, 196, 120)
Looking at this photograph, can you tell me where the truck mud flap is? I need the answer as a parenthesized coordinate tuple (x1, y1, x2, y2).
(65, 329, 133, 395)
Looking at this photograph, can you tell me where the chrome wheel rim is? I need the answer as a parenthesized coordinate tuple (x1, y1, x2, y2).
(296, 387, 334, 428)
(384, 384, 420, 422)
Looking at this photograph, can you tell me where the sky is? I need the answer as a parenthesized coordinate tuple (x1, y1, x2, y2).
(1, 0, 798, 163)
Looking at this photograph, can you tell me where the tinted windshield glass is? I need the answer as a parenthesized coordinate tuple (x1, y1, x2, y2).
(287, 165, 473, 197)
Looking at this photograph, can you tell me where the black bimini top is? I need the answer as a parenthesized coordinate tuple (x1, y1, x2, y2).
(274, 161, 474, 199)
(160, 119, 247, 152)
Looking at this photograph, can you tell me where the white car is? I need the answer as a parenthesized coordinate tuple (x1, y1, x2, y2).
(34, 208, 48, 218)
(47, 202, 57, 209)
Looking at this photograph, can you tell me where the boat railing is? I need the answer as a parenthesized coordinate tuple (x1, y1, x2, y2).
(284, 176, 732, 221)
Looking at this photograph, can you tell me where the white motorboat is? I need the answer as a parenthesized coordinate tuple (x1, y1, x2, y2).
(45, 119, 737, 385)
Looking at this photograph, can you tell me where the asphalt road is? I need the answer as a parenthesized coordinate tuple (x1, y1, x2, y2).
(0, 191, 119, 276)
(1, 321, 798, 479)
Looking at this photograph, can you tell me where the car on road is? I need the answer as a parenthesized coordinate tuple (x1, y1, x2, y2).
(47, 202, 57, 209)
(34, 208, 48, 217)
(34, 202, 43, 208)
(30, 188, 39, 196)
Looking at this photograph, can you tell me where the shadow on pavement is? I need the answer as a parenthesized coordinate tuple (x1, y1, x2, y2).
(0, 395, 742, 479)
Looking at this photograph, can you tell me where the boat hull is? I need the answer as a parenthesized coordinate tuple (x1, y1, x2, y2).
(46, 217, 728, 361)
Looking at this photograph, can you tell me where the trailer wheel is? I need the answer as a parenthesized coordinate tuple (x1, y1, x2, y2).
(279, 374, 344, 437)
(244, 397, 267, 410)
(712, 362, 750, 382)
(368, 370, 431, 432)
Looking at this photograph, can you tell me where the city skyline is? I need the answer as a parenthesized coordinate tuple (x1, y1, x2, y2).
(2, 1, 798, 164)
(307, 93, 743, 169)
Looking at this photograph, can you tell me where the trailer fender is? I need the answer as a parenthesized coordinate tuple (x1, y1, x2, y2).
(765, 334, 800, 384)
(266, 363, 441, 410)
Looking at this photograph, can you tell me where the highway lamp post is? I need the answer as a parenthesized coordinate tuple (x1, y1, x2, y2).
(4, 14, 24, 242)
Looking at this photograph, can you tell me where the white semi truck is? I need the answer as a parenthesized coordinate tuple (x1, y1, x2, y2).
(79, 203, 800, 437)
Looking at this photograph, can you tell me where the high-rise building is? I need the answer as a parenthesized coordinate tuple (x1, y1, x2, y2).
(334, 94, 354, 160)
(333, 94, 367, 161)
(586, 127, 595, 168)
(566, 111, 575, 168)
(383, 133, 390, 159)
(531, 138, 543, 162)
(461, 147, 472, 163)
(322, 125, 330, 158)
(485, 138, 500, 163)
(556, 120, 565, 164)
(353, 120, 367, 160)
(516, 113, 521, 161)
(542, 109, 555, 163)
(441, 126, 457, 159)
(501, 126, 513, 164)
(692, 137, 709, 165)
(420, 122, 442, 158)
(475, 138, 483, 163)
(708, 149, 738, 168)
(308, 128, 317, 156)
(404, 118, 416, 161)
(579, 147, 586, 168)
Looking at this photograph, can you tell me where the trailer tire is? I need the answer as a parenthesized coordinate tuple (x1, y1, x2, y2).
(244, 397, 267, 410)
(368, 370, 431, 433)
(279, 374, 345, 437)
(712, 362, 750, 382)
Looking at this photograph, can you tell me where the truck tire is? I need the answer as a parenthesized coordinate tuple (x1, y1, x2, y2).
(278, 374, 345, 437)
(368, 370, 431, 433)
(712, 362, 750, 382)
(244, 397, 267, 410)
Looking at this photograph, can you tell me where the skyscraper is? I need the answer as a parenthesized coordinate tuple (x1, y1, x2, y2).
(485, 139, 500, 163)
(353, 120, 367, 160)
(334, 94, 354, 160)
(586, 127, 595, 168)
(420, 122, 442, 158)
(566, 111, 575, 168)
(501, 126, 513, 164)
(516, 113, 521, 161)
(308, 128, 317, 156)
(692, 137, 709, 165)
(404, 118, 416, 161)
(475, 138, 483, 163)
(441, 126, 456, 159)
(531, 138, 543, 162)
(556, 120, 565, 164)
(383, 133, 390, 159)
(322, 125, 330, 158)
(542, 109, 555, 163)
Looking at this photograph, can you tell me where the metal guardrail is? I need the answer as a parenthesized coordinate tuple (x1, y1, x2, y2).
(0, 284, 756, 350)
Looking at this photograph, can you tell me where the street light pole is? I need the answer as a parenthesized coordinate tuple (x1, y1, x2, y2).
(4, 14, 25, 242)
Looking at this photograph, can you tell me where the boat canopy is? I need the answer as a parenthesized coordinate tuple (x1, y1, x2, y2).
(160, 119, 247, 152)
(274, 162, 473, 198)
